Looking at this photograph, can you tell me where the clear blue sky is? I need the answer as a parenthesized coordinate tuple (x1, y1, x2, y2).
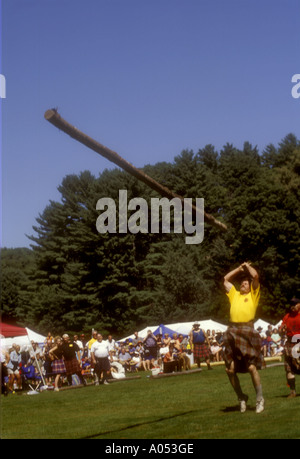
(1, 0, 300, 248)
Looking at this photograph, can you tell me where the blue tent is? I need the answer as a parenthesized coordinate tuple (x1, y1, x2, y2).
(152, 324, 188, 338)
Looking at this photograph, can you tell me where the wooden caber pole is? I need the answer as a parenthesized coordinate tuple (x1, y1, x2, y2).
(44, 109, 227, 232)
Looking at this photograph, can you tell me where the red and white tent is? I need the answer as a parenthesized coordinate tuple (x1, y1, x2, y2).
(0, 323, 46, 347)
(0, 322, 28, 338)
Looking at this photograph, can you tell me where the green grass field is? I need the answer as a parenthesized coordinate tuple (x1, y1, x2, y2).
(1, 365, 299, 439)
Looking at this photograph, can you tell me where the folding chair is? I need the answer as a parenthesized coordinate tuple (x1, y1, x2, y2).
(21, 365, 42, 392)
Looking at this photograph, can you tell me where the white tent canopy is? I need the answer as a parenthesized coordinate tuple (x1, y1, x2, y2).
(119, 318, 278, 343)
(120, 325, 158, 343)
(119, 319, 227, 342)
(253, 319, 272, 333)
(168, 319, 228, 336)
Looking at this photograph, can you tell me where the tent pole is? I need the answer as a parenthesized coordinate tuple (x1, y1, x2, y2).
(27, 336, 47, 387)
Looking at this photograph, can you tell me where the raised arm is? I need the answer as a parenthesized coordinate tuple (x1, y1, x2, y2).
(242, 262, 259, 290)
(224, 265, 242, 293)
(224, 262, 259, 292)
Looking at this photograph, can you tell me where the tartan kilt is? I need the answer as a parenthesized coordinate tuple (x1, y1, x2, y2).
(51, 359, 66, 375)
(193, 343, 210, 361)
(223, 323, 264, 373)
(64, 358, 81, 376)
(284, 340, 300, 375)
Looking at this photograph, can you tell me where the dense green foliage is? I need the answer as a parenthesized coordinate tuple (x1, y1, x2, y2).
(1, 134, 300, 337)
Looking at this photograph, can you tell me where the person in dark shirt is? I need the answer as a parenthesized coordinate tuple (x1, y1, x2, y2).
(189, 323, 212, 370)
(143, 330, 158, 370)
(61, 334, 86, 386)
(279, 297, 300, 398)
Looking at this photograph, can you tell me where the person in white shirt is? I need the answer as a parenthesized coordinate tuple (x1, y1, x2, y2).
(90, 334, 112, 385)
(107, 334, 118, 353)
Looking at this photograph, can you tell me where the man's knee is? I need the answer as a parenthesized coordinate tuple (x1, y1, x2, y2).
(248, 364, 257, 374)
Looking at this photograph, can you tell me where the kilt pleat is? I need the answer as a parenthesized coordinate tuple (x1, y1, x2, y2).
(223, 323, 263, 373)
(51, 359, 66, 374)
(64, 358, 81, 375)
(193, 343, 210, 360)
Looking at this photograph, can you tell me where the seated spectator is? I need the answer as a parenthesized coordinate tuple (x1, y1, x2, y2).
(215, 330, 224, 346)
(210, 330, 216, 343)
(81, 356, 91, 372)
(110, 351, 126, 379)
(163, 343, 180, 373)
(129, 349, 142, 372)
(163, 333, 171, 347)
(131, 342, 146, 370)
(210, 340, 222, 362)
(206, 330, 213, 345)
(128, 342, 135, 357)
(79, 356, 92, 382)
(118, 347, 132, 372)
(214, 331, 224, 361)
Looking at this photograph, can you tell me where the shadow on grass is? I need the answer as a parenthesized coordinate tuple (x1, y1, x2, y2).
(221, 405, 256, 413)
(81, 409, 198, 439)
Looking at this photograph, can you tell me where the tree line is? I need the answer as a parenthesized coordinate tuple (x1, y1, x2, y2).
(1, 134, 300, 339)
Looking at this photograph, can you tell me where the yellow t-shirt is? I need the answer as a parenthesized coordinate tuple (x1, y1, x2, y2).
(227, 284, 260, 323)
(88, 338, 97, 349)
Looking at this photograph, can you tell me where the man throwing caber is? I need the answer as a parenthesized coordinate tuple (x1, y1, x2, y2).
(223, 262, 264, 414)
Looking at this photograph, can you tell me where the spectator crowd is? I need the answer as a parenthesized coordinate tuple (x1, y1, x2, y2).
(1, 322, 286, 395)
